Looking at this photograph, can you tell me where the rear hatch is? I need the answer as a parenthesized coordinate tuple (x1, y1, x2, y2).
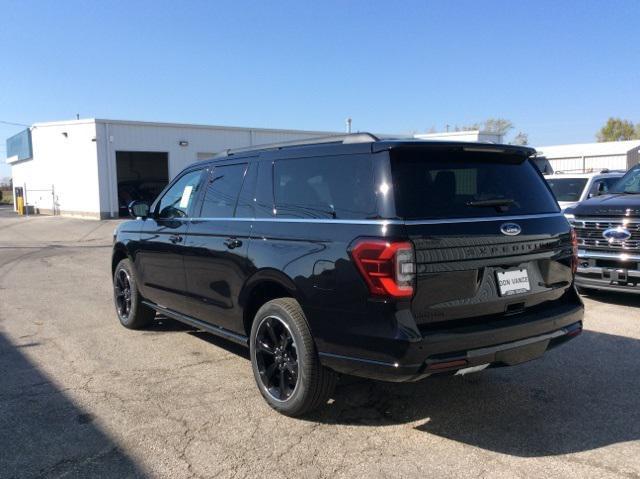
(388, 145, 575, 329)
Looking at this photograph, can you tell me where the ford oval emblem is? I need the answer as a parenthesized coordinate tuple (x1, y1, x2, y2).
(500, 223, 522, 236)
(602, 227, 631, 243)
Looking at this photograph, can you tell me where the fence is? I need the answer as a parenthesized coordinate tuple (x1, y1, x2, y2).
(15, 184, 58, 216)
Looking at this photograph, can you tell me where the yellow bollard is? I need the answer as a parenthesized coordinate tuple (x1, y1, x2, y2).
(16, 196, 24, 215)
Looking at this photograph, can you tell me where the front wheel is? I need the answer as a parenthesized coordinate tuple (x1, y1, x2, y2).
(113, 258, 155, 329)
(249, 298, 336, 416)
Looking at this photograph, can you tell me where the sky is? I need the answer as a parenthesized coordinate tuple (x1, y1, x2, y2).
(1, 0, 639, 178)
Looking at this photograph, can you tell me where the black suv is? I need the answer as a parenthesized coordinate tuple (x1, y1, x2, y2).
(112, 134, 584, 416)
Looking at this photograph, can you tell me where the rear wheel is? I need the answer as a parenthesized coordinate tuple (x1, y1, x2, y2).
(250, 298, 336, 416)
(113, 258, 155, 329)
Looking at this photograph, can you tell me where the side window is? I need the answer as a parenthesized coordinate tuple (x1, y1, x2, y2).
(235, 163, 257, 218)
(199, 163, 247, 218)
(603, 177, 622, 191)
(273, 155, 376, 219)
(594, 177, 621, 195)
(156, 169, 204, 219)
(254, 161, 275, 218)
(588, 180, 603, 197)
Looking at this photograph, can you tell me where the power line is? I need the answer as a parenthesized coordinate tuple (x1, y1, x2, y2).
(0, 120, 31, 128)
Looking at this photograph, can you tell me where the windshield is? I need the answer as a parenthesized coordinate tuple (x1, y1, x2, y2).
(546, 178, 588, 202)
(610, 166, 640, 194)
(390, 150, 559, 220)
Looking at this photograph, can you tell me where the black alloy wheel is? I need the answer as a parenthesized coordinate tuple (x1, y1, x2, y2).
(249, 298, 337, 416)
(254, 315, 299, 401)
(114, 268, 133, 320)
(113, 258, 155, 329)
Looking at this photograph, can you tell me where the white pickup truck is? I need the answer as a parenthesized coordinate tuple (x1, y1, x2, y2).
(545, 171, 624, 211)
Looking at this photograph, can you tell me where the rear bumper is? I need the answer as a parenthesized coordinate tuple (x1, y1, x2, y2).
(318, 296, 584, 382)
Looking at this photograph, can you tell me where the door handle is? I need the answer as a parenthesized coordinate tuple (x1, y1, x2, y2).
(224, 238, 242, 249)
(169, 234, 183, 244)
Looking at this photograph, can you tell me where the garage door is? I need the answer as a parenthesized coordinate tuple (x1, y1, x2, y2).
(116, 151, 169, 217)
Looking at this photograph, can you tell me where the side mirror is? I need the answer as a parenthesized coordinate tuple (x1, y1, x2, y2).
(128, 200, 150, 219)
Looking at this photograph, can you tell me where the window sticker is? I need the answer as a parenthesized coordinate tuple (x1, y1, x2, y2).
(179, 185, 194, 209)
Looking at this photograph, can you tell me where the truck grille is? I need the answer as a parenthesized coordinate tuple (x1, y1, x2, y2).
(570, 217, 640, 252)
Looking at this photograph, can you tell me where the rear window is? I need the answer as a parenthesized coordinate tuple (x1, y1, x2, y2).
(546, 178, 588, 202)
(390, 150, 559, 220)
(273, 155, 376, 219)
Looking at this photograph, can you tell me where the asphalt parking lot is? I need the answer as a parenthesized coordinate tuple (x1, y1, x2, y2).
(1, 208, 639, 478)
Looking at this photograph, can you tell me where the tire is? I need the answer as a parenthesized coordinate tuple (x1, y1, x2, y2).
(249, 298, 337, 416)
(113, 258, 155, 329)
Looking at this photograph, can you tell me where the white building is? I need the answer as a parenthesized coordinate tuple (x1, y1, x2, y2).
(536, 140, 640, 174)
(5, 119, 337, 219)
(414, 130, 505, 144)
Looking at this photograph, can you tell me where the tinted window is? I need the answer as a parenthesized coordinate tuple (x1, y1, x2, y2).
(611, 166, 640, 193)
(254, 161, 274, 218)
(157, 169, 204, 219)
(235, 163, 256, 218)
(274, 155, 376, 219)
(390, 150, 559, 219)
(199, 163, 247, 218)
(547, 178, 588, 202)
(588, 176, 622, 196)
(602, 177, 623, 190)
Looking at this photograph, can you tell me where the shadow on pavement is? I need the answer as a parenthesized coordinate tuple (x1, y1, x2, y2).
(0, 332, 145, 478)
(148, 315, 639, 458)
(143, 314, 198, 333)
(146, 315, 250, 359)
(580, 289, 640, 307)
(310, 330, 640, 457)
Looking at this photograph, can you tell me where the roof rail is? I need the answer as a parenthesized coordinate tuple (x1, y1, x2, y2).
(212, 132, 379, 158)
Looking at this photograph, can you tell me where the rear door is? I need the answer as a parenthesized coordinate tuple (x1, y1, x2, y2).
(388, 147, 574, 327)
(181, 162, 254, 333)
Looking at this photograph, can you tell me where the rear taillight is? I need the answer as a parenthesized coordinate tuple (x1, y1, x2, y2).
(570, 228, 578, 274)
(349, 239, 416, 298)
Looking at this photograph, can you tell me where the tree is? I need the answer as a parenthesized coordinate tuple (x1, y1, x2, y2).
(458, 118, 514, 136)
(511, 131, 529, 145)
(483, 118, 514, 136)
(596, 118, 636, 142)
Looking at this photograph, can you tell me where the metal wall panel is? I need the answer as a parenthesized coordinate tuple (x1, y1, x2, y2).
(549, 155, 627, 173)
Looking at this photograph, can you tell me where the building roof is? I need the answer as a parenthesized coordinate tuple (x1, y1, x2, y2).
(30, 118, 340, 136)
(537, 140, 640, 159)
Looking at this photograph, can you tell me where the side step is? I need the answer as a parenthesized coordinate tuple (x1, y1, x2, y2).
(142, 301, 249, 346)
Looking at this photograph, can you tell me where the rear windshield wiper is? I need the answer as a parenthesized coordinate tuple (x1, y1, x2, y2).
(466, 198, 515, 212)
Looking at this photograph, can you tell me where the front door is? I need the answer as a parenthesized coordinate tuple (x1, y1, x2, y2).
(136, 168, 205, 312)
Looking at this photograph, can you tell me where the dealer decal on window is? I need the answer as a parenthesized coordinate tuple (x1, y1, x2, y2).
(179, 185, 193, 208)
